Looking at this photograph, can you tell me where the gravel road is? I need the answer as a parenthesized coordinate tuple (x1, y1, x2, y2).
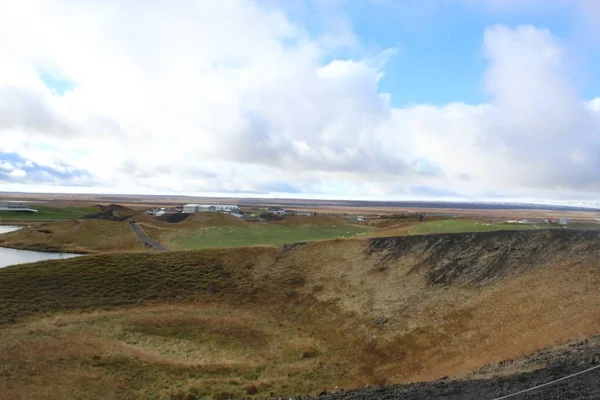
(130, 222, 168, 251)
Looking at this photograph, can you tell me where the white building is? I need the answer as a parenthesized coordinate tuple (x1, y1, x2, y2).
(214, 205, 240, 213)
(267, 207, 285, 215)
(0, 203, 38, 213)
(182, 204, 239, 214)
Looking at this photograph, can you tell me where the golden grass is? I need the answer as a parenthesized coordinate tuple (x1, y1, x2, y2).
(2, 230, 600, 399)
(0, 219, 147, 253)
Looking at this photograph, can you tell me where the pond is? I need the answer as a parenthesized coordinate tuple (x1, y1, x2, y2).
(0, 226, 80, 268)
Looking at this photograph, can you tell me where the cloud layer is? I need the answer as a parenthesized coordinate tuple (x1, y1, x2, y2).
(0, 0, 598, 201)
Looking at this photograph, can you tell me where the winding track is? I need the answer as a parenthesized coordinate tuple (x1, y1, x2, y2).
(130, 222, 168, 251)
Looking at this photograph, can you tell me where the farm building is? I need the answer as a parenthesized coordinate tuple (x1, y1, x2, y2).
(267, 207, 285, 215)
(214, 205, 240, 212)
(182, 204, 239, 214)
(0, 203, 38, 213)
(183, 204, 213, 213)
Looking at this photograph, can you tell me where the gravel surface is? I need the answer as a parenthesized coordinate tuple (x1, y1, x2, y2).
(130, 222, 168, 251)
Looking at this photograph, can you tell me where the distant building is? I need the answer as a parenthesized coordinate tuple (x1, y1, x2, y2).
(0, 203, 38, 213)
(182, 204, 239, 214)
(559, 218, 571, 225)
(267, 207, 286, 215)
(357, 216, 366, 222)
(214, 205, 240, 213)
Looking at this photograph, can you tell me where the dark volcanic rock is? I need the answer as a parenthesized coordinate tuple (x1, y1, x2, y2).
(291, 336, 600, 400)
(82, 204, 136, 221)
(366, 229, 600, 286)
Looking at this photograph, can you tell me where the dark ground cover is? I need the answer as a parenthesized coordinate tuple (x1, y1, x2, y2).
(292, 337, 600, 400)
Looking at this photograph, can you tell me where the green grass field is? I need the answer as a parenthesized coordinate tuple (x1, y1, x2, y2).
(0, 205, 97, 221)
(408, 219, 549, 235)
(159, 223, 372, 250)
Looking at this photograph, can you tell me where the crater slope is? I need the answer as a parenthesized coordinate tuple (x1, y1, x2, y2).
(1, 229, 599, 399)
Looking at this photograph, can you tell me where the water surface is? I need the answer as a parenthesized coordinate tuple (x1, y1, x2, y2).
(0, 226, 80, 268)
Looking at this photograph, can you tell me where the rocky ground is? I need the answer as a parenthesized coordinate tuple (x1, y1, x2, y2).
(280, 336, 600, 400)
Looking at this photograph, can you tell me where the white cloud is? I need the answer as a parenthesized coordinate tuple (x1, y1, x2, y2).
(0, 0, 598, 201)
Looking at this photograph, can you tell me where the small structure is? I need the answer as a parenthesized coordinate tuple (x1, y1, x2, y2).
(183, 204, 201, 213)
(146, 207, 166, 216)
(357, 216, 366, 222)
(0, 203, 38, 213)
(182, 204, 239, 214)
(559, 218, 571, 225)
(183, 204, 215, 213)
(214, 205, 240, 213)
(267, 207, 286, 216)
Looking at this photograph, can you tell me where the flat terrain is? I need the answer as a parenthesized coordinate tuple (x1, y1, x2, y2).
(407, 218, 545, 234)
(3, 192, 600, 220)
(2, 230, 600, 399)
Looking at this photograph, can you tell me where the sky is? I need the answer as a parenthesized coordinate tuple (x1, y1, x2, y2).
(1, 0, 600, 204)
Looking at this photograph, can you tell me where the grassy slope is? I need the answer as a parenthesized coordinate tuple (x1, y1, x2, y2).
(154, 224, 371, 250)
(2, 230, 600, 399)
(0, 205, 97, 221)
(142, 214, 372, 250)
(0, 219, 147, 253)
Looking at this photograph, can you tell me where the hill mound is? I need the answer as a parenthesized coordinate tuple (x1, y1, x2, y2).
(183, 212, 248, 226)
(1, 229, 599, 399)
(0, 219, 145, 253)
(157, 212, 191, 223)
(82, 203, 137, 221)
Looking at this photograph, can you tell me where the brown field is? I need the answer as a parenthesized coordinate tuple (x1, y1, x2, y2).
(1, 230, 600, 399)
(3, 192, 600, 221)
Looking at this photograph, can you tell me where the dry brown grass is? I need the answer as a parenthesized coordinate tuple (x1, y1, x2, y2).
(2, 230, 600, 399)
(0, 219, 147, 253)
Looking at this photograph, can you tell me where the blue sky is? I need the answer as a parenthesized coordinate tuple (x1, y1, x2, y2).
(339, 0, 599, 106)
(1, 0, 600, 203)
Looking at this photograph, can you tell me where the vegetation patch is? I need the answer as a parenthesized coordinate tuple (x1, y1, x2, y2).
(152, 223, 372, 250)
(0, 205, 98, 221)
(0, 219, 146, 253)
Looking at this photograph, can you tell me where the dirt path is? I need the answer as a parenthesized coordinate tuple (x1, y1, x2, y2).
(130, 222, 168, 251)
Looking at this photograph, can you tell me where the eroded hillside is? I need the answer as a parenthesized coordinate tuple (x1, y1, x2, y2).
(1, 229, 599, 399)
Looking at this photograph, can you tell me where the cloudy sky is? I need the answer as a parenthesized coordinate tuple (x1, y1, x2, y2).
(1, 0, 599, 203)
